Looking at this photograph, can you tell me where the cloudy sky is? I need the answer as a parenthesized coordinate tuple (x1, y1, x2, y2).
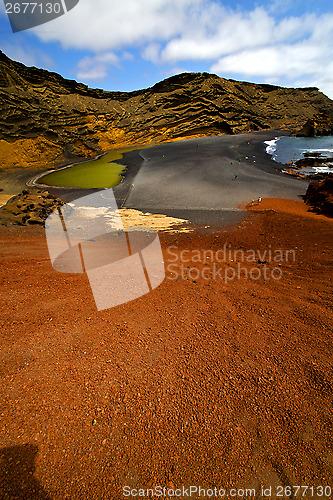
(0, 0, 332, 97)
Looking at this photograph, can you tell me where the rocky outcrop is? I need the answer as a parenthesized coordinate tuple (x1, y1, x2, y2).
(1, 50, 333, 169)
(304, 176, 333, 214)
(294, 111, 333, 137)
(0, 189, 64, 225)
(295, 152, 333, 169)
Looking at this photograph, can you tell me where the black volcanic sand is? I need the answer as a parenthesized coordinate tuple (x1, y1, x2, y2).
(117, 130, 309, 226)
(1, 130, 309, 228)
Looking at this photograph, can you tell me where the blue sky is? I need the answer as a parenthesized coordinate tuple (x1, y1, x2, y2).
(0, 0, 332, 97)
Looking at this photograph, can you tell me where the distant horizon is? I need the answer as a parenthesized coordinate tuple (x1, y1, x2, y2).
(0, 0, 332, 97)
(2, 48, 331, 99)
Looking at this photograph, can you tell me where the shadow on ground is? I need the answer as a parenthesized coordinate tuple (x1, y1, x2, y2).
(0, 444, 51, 500)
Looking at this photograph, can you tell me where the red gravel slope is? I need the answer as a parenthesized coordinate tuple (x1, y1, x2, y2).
(0, 201, 332, 499)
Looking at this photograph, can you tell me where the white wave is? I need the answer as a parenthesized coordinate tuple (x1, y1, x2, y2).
(300, 165, 333, 175)
(301, 148, 333, 155)
(264, 137, 280, 157)
(313, 166, 333, 173)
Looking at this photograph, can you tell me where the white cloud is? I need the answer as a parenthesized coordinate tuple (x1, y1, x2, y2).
(159, 10, 317, 63)
(163, 67, 192, 78)
(142, 43, 161, 64)
(210, 42, 323, 78)
(34, 0, 202, 52)
(208, 12, 333, 98)
(0, 42, 55, 70)
(268, 0, 294, 15)
(122, 51, 134, 61)
(1, 44, 37, 67)
(28, 0, 333, 98)
(293, 69, 333, 101)
(76, 52, 120, 80)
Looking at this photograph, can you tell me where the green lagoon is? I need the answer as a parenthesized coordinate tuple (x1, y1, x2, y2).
(39, 149, 130, 189)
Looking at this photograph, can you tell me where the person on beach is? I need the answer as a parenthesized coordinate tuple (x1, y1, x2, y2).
(258, 197, 262, 204)
(251, 200, 255, 206)
(234, 173, 238, 179)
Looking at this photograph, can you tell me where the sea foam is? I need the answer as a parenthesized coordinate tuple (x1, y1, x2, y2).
(264, 138, 280, 159)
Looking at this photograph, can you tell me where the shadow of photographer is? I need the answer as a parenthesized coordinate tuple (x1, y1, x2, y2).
(0, 444, 52, 499)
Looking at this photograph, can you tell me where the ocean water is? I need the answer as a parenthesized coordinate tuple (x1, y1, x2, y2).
(264, 136, 333, 174)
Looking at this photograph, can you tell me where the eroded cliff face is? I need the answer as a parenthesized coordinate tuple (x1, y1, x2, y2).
(1, 50, 333, 169)
(294, 111, 333, 137)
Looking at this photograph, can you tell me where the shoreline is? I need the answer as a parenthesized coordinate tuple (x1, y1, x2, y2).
(0, 129, 309, 216)
(263, 134, 333, 176)
(119, 129, 308, 226)
(26, 149, 111, 189)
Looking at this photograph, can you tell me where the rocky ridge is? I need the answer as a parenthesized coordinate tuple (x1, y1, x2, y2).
(0, 189, 64, 225)
(1, 50, 333, 169)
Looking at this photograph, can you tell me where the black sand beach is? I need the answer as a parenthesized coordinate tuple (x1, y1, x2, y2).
(114, 130, 308, 226)
(1, 130, 309, 229)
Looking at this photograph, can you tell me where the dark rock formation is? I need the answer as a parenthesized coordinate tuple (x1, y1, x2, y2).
(0, 50, 333, 168)
(304, 176, 333, 214)
(0, 189, 64, 225)
(295, 153, 333, 169)
(294, 111, 333, 137)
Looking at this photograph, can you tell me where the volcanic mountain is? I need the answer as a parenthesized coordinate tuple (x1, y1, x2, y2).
(1, 50, 333, 169)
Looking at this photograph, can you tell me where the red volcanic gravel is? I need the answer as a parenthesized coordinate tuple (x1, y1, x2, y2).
(0, 202, 332, 500)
